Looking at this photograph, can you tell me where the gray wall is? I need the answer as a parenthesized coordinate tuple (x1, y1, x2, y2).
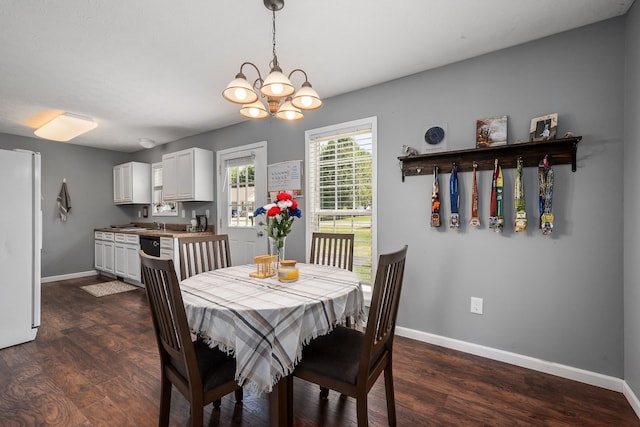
(137, 18, 626, 378)
(389, 20, 625, 377)
(0, 134, 132, 277)
(2, 15, 633, 383)
(624, 1, 640, 397)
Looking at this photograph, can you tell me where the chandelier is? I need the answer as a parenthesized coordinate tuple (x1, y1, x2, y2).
(222, 0, 322, 121)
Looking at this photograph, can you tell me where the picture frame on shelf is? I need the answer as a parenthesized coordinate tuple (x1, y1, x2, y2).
(529, 113, 558, 141)
(476, 115, 507, 148)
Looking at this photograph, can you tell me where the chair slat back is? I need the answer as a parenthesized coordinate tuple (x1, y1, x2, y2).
(360, 245, 408, 374)
(178, 234, 232, 281)
(139, 251, 198, 377)
(309, 232, 354, 271)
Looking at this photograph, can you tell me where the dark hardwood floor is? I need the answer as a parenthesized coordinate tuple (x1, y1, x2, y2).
(1, 275, 638, 426)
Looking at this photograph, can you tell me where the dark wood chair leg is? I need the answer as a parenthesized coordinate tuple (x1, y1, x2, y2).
(191, 395, 204, 427)
(319, 386, 329, 399)
(234, 388, 243, 403)
(159, 375, 172, 427)
(384, 366, 397, 426)
(356, 394, 369, 427)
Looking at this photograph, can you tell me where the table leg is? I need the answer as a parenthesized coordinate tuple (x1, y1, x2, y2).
(269, 375, 293, 427)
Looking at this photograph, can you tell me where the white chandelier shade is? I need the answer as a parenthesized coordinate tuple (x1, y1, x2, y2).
(240, 99, 269, 119)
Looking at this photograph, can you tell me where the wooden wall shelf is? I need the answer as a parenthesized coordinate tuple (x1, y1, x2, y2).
(398, 136, 582, 181)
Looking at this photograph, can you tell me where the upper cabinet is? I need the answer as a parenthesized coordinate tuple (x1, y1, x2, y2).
(162, 148, 213, 202)
(113, 162, 151, 204)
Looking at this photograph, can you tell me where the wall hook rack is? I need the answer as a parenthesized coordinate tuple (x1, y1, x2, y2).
(398, 136, 581, 181)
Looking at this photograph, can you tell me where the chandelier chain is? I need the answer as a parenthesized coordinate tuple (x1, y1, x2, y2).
(272, 8, 278, 65)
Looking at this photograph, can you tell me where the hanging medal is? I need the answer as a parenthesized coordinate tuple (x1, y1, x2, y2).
(489, 159, 498, 230)
(514, 157, 527, 232)
(469, 162, 480, 228)
(495, 161, 504, 233)
(431, 165, 441, 227)
(538, 155, 554, 235)
(449, 163, 460, 229)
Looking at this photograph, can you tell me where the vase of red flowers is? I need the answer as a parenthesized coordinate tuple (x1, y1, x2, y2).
(253, 192, 302, 264)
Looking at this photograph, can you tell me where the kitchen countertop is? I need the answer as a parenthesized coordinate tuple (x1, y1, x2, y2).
(94, 226, 215, 238)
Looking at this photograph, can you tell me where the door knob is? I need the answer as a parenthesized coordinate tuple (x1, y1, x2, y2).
(257, 231, 264, 237)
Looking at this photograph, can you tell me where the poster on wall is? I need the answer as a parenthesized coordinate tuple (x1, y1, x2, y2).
(268, 160, 303, 198)
(476, 115, 508, 148)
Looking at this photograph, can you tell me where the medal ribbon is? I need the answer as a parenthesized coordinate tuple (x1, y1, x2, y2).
(514, 157, 527, 232)
(431, 165, 441, 227)
(495, 162, 504, 232)
(449, 163, 460, 229)
(489, 159, 498, 229)
(539, 155, 554, 234)
(469, 162, 480, 227)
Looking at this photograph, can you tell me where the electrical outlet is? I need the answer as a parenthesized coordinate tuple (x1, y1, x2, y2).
(137, 211, 141, 218)
(470, 297, 483, 315)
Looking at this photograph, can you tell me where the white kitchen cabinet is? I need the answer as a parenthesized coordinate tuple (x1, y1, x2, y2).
(162, 148, 213, 201)
(160, 237, 173, 259)
(94, 231, 115, 274)
(113, 162, 151, 204)
(160, 237, 183, 279)
(114, 233, 141, 283)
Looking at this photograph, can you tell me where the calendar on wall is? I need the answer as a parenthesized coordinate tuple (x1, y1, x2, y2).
(268, 160, 303, 198)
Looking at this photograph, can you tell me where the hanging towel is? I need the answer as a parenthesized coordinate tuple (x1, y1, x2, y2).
(57, 181, 71, 221)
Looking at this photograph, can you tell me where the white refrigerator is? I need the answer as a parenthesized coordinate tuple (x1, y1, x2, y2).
(0, 149, 42, 349)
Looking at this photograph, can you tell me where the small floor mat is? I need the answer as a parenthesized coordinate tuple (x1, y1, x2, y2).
(81, 281, 139, 297)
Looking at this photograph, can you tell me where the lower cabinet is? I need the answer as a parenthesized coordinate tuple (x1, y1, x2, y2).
(114, 234, 141, 283)
(94, 232, 115, 274)
(94, 232, 182, 284)
(160, 237, 181, 279)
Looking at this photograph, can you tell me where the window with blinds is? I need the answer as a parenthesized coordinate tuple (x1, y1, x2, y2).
(306, 117, 377, 287)
(151, 163, 178, 216)
(225, 156, 256, 227)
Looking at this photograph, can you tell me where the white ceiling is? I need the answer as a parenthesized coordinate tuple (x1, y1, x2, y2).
(0, 0, 634, 152)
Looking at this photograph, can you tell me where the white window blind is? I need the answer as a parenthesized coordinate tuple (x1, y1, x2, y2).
(306, 118, 376, 287)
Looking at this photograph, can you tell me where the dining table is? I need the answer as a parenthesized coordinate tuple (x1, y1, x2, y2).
(179, 262, 365, 426)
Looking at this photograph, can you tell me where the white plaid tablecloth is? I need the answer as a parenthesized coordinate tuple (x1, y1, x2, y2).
(180, 263, 365, 394)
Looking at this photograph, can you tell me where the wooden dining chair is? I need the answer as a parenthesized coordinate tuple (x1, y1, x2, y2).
(309, 232, 354, 271)
(292, 245, 408, 427)
(139, 251, 242, 427)
(178, 234, 232, 281)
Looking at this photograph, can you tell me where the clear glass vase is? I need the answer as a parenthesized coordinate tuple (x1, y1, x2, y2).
(268, 236, 286, 265)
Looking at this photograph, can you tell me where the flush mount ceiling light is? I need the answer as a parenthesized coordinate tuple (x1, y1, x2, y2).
(222, 0, 322, 121)
(138, 138, 156, 149)
(34, 112, 98, 142)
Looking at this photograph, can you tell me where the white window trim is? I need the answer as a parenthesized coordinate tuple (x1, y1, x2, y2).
(305, 116, 378, 303)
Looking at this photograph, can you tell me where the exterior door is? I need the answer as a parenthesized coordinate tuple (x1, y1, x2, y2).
(216, 142, 267, 265)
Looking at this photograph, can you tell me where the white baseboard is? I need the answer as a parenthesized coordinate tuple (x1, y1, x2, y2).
(396, 326, 624, 392)
(41, 270, 98, 283)
(624, 381, 640, 419)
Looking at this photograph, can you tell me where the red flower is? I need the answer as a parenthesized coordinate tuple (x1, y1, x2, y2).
(267, 206, 282, 217)
(276, 192, 292, 201)
(290, 200, 298, 209)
